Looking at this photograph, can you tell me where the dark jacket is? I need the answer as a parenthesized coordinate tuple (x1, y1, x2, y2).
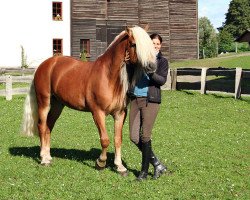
(147, 52, 169, 103)
(127, 52, 169, 104)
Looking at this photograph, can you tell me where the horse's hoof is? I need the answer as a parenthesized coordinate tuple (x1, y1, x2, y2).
(95, 162, 105, 170)
(41, 162, 51, 167)
(119, 170, 129, 177)
(95, 158, 106, 170)
(41, 159, 52, 166)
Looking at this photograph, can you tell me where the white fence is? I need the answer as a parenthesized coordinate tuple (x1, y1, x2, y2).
(0, 67, 249, 100)
(0, 75, 33, 100)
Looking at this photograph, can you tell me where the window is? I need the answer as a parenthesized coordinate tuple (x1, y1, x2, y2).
(53, 2, 62, 20)
(53, 39, 63, 55)
(80, 39, 91, 57)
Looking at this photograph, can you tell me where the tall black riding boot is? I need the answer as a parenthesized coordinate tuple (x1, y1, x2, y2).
(137, 140, 151, 181)
(135, 140, 167, 179)
(150, 151, 167, 179)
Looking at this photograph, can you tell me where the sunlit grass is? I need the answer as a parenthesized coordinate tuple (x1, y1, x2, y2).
(0, 92, 249, 199)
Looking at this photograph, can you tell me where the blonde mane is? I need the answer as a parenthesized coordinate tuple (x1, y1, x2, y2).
(104, 26, 156, 70)
(131, 26, 156, 70)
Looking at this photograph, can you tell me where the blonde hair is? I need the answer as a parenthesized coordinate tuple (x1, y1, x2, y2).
(131, 26, 156, 70)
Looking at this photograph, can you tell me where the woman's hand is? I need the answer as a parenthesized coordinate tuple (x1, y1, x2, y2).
(124, 50, 130, 64)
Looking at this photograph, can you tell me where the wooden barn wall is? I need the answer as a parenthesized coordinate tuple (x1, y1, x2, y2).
(106, 20, 127, 44)
(71, 0, 198, 61)
(96, 20, 127, 56)
(138, 0, 170, 59)
(71, 1, 128, 60)
(96, 20, 107, 56)
(169, 0, 198, 60)
(107, 0, 139, 25)
(71, 19, 97, 60)
(71, 0, 107, 19)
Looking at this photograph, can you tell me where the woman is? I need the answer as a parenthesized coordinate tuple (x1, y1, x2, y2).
(128, 33, 169, 181)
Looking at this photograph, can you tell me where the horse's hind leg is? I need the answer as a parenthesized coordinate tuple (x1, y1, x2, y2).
(37, 93, 51, 165)
(47, 96, 64, 131)
(38, 95, 64, 165)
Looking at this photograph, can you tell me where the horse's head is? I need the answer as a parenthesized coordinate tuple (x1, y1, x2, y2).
(125, 26, 157, 72)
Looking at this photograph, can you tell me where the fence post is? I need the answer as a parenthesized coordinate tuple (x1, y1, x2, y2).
(200, 67, 207, 94)
(6, 75, 12, 100)
(235, 67, 242, 99)
(171, 69, 177, 90)
(161, 68, 171, 90)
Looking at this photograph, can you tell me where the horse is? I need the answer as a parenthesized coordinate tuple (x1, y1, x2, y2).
(21, 26, 156, 176)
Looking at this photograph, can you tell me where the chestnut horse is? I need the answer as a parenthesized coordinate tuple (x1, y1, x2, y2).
(21, 26, 156, 175)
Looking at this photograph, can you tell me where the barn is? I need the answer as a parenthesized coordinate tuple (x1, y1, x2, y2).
(71, 0, 198, 61)
(235, 29, 250, 46)
(0, 0, 198, 67)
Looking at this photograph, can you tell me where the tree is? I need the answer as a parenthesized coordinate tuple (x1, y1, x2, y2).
(21, 45, 29, 68)
(218, 29, 234, 53)
(199, 17, 218, 58)
(220, 0, 250, 38)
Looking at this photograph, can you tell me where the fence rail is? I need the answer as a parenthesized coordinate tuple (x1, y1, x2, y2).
(0, 67, 249, 100)
(163, 67, 250, 99)
(0, 75, 33, 100)
(0, 67, 36, 75)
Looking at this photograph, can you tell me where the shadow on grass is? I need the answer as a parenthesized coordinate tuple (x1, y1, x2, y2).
(8, 146, 178, 177)
(177, 76, 250, 95)
(9, 146, 129, 174)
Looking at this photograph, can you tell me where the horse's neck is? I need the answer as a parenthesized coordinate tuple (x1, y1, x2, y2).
(105, 42, 126, 80)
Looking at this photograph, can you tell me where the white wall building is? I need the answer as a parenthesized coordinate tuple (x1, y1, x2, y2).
(0, 0, 71, 68)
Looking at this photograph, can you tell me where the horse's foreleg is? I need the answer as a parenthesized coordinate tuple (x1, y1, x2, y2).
(114, 110, 128, 176)
(92, 111, 110, 170)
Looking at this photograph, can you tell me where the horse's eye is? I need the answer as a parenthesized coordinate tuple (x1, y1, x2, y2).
(130, 43, 136, 48)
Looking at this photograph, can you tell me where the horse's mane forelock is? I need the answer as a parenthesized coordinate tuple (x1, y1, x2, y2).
(131, 26, 156, 71)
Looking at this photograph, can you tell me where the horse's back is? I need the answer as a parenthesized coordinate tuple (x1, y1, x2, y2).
(35, 56, 84, 74)
(34, 56, 93, 110)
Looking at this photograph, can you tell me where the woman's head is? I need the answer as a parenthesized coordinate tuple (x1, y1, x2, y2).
(150, 33, 162, 53)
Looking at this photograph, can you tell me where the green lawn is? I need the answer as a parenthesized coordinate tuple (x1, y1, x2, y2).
(171, 52, 250, 69)
(0, 91, 249, 199)
(0, 82, 29, 90)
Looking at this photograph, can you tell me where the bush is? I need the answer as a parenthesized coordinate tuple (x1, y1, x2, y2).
(235, 42, 250, 52)
(80, 50, 88, 62)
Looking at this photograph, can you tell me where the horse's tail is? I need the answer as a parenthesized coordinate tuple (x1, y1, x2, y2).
(21, 80, 39, 136)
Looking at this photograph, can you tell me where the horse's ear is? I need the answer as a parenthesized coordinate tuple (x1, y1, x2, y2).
(144, 24, 150, 31)
(125, 26, 132, 37)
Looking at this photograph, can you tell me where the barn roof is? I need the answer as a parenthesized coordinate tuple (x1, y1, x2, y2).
(235, 29, 250, 42)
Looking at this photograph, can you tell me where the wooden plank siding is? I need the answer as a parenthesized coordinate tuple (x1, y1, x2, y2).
(169, 0, 198, 60)
(71, 0, 198, 61)
(71, 19, 97, 60)
(71, 0, 107, 19)
(138, 0, 170, 59)
(107, 0, 139, 25)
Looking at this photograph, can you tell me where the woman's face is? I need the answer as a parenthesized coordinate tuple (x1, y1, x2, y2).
(152, 38, 162, 53)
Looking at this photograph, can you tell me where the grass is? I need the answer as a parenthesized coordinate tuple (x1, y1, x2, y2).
(0, 91, 249, 199)
(0, 82, 29, 90)
(170, 52, 250, 69)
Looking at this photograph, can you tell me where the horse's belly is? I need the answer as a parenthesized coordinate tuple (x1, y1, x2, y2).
(53, 79, 88, 111)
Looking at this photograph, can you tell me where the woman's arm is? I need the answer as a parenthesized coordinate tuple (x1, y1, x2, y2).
(150, 58, 168, 86)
